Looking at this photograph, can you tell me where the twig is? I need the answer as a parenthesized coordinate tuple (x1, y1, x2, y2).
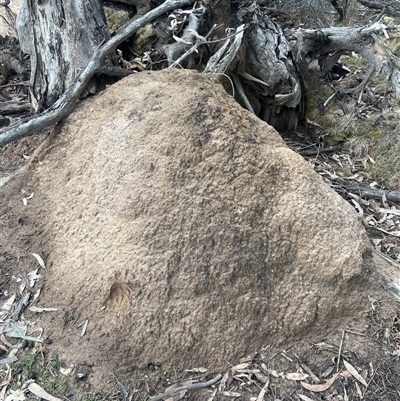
(337, 329, 345, 372)
(294, 354, 320, 383)
(0, 82, 29, 88)
(209, 72, 235, 97)
(345, 329, 367, 336)
(168, 23, 226, 68)
(150, 374, 222, 401)
(362, 361, 381, 396)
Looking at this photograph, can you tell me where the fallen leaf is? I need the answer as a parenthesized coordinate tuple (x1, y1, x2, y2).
(232, 362, 251, 372)
(301, 372, 340, 392)
(343, 360, 368, 387)
(222, 391, 241, 397)
(32, 253, 46, 269)
(78, 320, 89, 337)
(355, 381, 363, 399)
(374, 227, 400, 237)
(1, 295, 16, 311)
(285, 373, 309, 381)
(4, 389, 26, 401)
(255, 372, 269, 383)
(165, 390, 186, 401)
(256, 377, 269, 401)
(14, 328, 43, 343)
(29, 306, 58, 313)
(28, 383, 62, 401)
(164, 380, 193, 401)
(60, 365, 74, 375)
(298, 394, 314, 401)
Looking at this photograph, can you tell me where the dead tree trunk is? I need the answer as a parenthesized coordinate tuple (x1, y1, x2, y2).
(234, 3, 305, 132)
(357, 0, 400, 17)
(166, 0, 306, 131)
(297, 21, 400, 103)
(16, 0, 111, 112)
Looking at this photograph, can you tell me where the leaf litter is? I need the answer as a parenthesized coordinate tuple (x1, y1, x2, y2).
(127, 326, 400, 400)
(0, 256, 60, 401)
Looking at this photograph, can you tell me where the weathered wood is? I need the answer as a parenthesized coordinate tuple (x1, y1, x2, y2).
(357, 0, 400, 17)
(17, 0, 110, 113)
(0, 100, 30, 114)
(204, 1, 305, 132)
(331, 181, 400, 203)
(0, 0, 196, 148)
(297, 21, 400, 103)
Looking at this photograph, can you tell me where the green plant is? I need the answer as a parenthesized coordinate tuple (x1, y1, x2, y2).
(61, 308, 74, 327)
(38, 353, 69, 396)
(10, 350, 37, 387)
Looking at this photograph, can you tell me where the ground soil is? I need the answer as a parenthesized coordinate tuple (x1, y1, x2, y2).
(1, 69, 400, 401)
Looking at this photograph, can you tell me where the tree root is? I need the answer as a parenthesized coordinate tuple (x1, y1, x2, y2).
(297, 21, 400, 104)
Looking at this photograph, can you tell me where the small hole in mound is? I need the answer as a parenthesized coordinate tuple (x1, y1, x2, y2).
(103, 281, 133, 313)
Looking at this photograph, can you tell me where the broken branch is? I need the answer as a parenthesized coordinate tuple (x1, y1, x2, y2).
(150, 374, 222, 401)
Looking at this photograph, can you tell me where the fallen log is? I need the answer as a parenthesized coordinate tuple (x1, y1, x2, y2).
(330, 181, 400, 203)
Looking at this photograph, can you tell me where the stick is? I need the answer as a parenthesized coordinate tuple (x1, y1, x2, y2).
(330, 181, 400, 203)
(336, 329, 345, 372)
(150, 374, 222, 401)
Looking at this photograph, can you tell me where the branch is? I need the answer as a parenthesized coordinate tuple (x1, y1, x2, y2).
(150, 374, 222, 401)
(330, 181, 400, 203)
(297, 22, 400, 103)
(357, 0, 400, 17)
(0, 0, 196, 147)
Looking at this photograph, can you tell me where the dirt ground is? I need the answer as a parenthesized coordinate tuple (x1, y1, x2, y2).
(1, 69, 400, 401)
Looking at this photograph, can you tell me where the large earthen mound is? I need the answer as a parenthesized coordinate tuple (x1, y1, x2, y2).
(1, 69, 381, 385)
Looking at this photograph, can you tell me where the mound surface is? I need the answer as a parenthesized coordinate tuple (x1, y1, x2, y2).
(1, 69, 381, 386)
